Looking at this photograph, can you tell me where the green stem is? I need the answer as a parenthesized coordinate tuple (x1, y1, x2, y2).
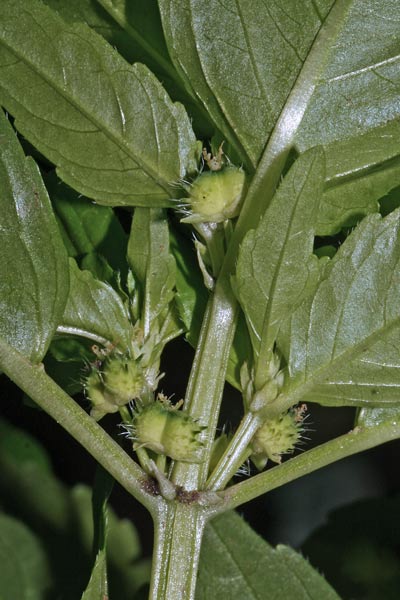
(149, 503, 209, 600)
(0, 337, 160, 514)
(220, 419, 400, 511)
(171, 276, 239, 489)
(206, 412, 261, 490)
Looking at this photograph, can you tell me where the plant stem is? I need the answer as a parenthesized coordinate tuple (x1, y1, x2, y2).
(0, 336, 160, 514)
(172, 275, 239, 489)
(149, 502, 209, 600)
(220, 419, 400, 511)
(206, 412, 261, 490)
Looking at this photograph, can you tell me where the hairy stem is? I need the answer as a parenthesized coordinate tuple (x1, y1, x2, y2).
(206, 412, 261, 490)
(0, 336, 160, 514)
(220, 419, 400, 511)
(150, 503, 209, 600)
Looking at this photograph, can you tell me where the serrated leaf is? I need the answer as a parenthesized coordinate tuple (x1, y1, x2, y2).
(128, 208, 180, 340)
(60, 258, 133, 348)
(317, 120, 400, 235)
(159, 0, 335, 168)
(0, 0, 198, 207)
(0, 514, 52, 600)
(42, 0, 141, 63)
(0, 111, 69, 362)
(197, 511, 340, 600)
(302, 495, 400, 599)
(235, 149, 324, 376)
(286, 208, 400, 407)
(296, 0, 400, 150)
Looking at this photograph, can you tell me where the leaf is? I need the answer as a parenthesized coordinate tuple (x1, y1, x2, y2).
(170, 226, 252, 389)
(81, 551, 108, 600)
(317, 120, 400, 235)
(296, 0, 400, 150)
(356, 405, 400, 428)
(169, 226, 208, 334)
(159, 0, 335, 168)
(0, 0, 199, 207)
(0, 513, 52, 600)
(42, 0, 141, 64)
(302, 495, 400, 599)
(0, 418, 52, 473)
(128, 208, 180, 340)
(286, 207, 400, 408)
(60, 258, 134, 348)
(197, 511, 340, 600)
(0, 111, 69, 362)
(47, 172, 128, 268)
(81, 467, 113, 600)
(235, 149, 324, 378)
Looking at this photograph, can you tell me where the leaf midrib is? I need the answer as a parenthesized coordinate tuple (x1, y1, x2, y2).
(0, 25, 173, 195)
(254, 153, 319, 364)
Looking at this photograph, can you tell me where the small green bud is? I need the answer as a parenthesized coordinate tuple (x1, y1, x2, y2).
(86, 368, 119, 421)
(181, 166, 245, 224)
(85, 353, 146, 420)
(131, 397, 205, 462)
(250, 405, 306, 469)
(102, 355, 145, 404)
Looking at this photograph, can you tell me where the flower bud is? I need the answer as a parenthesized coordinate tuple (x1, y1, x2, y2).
(85, 354, 146, 421)
(181, 166, 245, 224)
(250, 406, 306, 469)
(131, 398, 205, 462)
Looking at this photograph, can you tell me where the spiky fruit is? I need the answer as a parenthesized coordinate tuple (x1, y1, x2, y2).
(102, 355, 145, 404)
(181, 166, 245, 224)
(250, 406, 306, 469)
(85, 354, 145, 421)
(131, 398, 205, 462)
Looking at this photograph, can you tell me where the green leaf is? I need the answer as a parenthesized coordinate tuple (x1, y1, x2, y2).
(0, 513, 52, 600)
(0, 418, 52, 473)
(0, 0, 198, 207)
(170, 225, 252, 389)
(0, 111, 69, 362)
(197, 511, 340, 600)
(47, 172, 128, 268)
(317, 121, 400, 235)
(60, 258, 134, 348)
(286, 207, 400, 407)
(42, 0, 141, 64)
(94, 0, 183, 87)
(357, 405, 400, 428)
(159, 0, 335, 168)
(128, 208, 180, 340)
(296, 0, 400, 150)
(81, 467, 113, 600)
(235, 149, 324, 379)
(169, 226, 208, 334)
(302, 495, 400, 599)
(81, 550, 108, 600)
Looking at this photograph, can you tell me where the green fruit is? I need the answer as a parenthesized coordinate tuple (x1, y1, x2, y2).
(102, 355, 145, 404)
(132, 399, 205, 462)
(182, 166, 245, 224)
(250, 408, 305, 469)
(85, 354, 146, 420)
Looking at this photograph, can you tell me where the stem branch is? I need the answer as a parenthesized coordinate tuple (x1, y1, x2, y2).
(0, 337, 160, 514)
(220, 420, 400, 511)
